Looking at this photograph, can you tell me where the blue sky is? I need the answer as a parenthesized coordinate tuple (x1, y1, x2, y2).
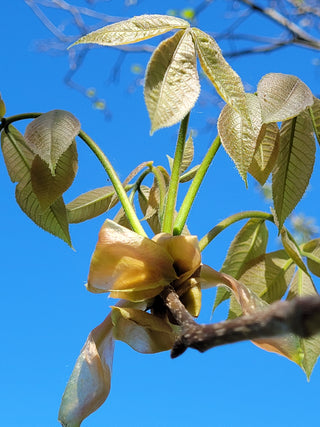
(1, 1, 320, 426)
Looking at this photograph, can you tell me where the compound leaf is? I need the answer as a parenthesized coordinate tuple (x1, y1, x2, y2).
(272, 111, 316, 229)
(1, 125, 34, 183)
(144, 29, 200, 134)
(31, 141, 78, 211)
(192, 28, 249, 121)
(16, 180, 71, 246)
(302, 238, 320, 277)
(248, 122, 280, 185)
(218, 93, 261, 183)
(24, 110, 80, 174)
(67, 186, 120, 223)
(287, 269, 320, 378)
(72, 14, 189, 47)
(257, 73, 314, 123)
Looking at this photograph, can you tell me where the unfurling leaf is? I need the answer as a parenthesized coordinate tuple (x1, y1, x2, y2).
(16, 180, 72, 246)
(309, 97, 320, 145)
(31, 142, 78, 211)
(257, 73, 314, 123)
(1, 125, 72, 245)
(272, 111, 316, 229)
(113, 206, 134, 230)
(213, 218, 268, 313)
(201, 265, 301, 363)
(179, 164, 200, 183)
(1, 125, 34, 183)
(192, 28, 249, 121)
(67, 186, 122, 223)
(221, 218, 269, 279)
(24, 110, 80, 174)
(111, 306, 175, 353)
(71, 14, 189, 47)
(138, 185, 162, 234)
(237, 250, 295, 304)
(87, 219, 177, 301)
(248, 122, 280, 185)
(180, 132, 194, 174)
(180, 282, 202, 317)
(144, 29, 200, 134)
(0, 93, 6, 118)
(280, 227, 308, 273)
(58, 311, 115, 427)
(218, 94, 261, 183)
(287, 269, 320, 378)
(302, 238, 320, 277)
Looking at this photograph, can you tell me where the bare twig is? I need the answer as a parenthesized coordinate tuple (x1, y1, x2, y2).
(161, 286, 320, 358)
(238, 0, 320, 50)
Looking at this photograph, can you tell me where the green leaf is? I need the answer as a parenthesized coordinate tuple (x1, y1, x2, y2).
(217, 93, 261, 183)
(1, 125, 34, 183)
(257, 73, 314, 123)
(272, 111, 316, 229)
(111, 306, 175, 353)
(16, 180, 72, 246)
(24, 110, 80, 174)
(31, 141, 78, 211)
(280, 227, 308, 273)
(309, 97, 320, 145)
(213, 218, 268, 313)
(248, 122, 280, 185)
(71, 14, 189, 47)
(238, 250, 295, 303)
(113, 206, 134, 231)
(287, 269, 320, 378)
(201, 265, 301, 363)
(138, 185, 161, 234)
(0, 93, 5, 118)
(144, 29, 200, 134)
(179, 164, 200, 183)
(192, 28, 249, 121)
(302, 238, 320, 277)
(67, 186, 120, 224)
(180, 132, 194, 174)
(222, 218, 269, 278)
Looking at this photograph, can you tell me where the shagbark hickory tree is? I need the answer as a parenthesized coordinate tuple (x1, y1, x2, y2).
(1, 14, 320, 426)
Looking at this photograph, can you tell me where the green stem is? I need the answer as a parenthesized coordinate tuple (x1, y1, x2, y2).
(78, 130, 147, 236)
(162, 113, 190, 233)
(173, 135, 221, 235)
(1, 113, 146, 236)
(0, 112, 42, 131)
(301, 250, 320, 264)
(199, 210, 274, 252)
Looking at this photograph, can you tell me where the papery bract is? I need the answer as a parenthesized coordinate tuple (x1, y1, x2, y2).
(111, 306, 176, 353)
(87, 220, 202, 302)
(87, 220, 177, 301)
(152, 233, 201, 282)
(58, 311, 115, 427)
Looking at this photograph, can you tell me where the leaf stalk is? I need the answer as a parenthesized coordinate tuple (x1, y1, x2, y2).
(173, 135, 221, 235)
(162, 112, 190, 233)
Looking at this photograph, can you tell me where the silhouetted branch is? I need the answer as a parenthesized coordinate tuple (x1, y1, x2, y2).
(161, 286, 320, 358)
(24, 0, 320, 114)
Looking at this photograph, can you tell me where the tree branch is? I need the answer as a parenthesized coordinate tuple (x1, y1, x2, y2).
(238, 0, 320, 50)
(161, 286, 320, 358)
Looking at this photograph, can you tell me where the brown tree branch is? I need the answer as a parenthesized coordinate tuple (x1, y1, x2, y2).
(238, 0, 320, 50)
(161, 286, 320, 358)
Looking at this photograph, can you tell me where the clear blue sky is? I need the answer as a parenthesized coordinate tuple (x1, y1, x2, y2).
(1, 1, 320, 426)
